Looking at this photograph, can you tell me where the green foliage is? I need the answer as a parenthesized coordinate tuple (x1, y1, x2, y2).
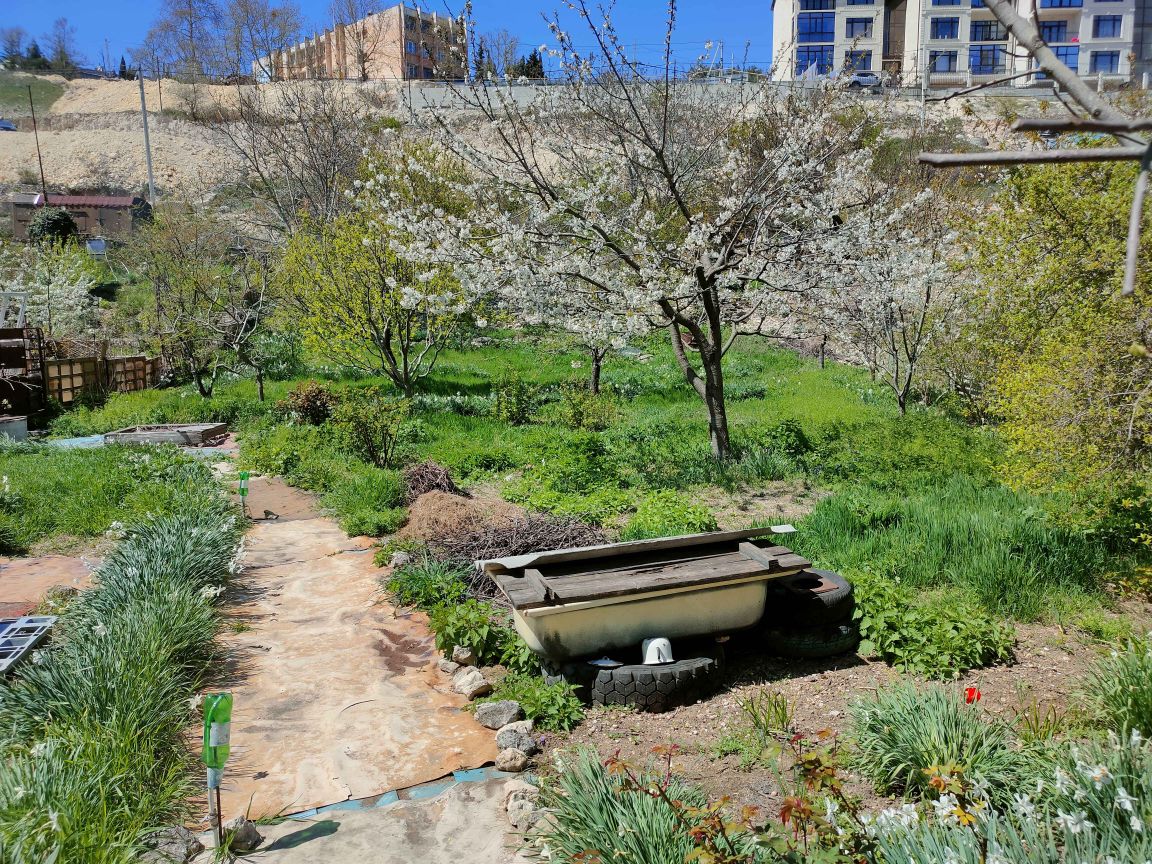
(429, 600, 509, 666)
(0, 441, 223, 552)
(27, 207, 78, 245)
(712, 690, 795, 770)
(849, 685, 1040, 806)
(279, 379, 338, 425)
(794, 477, 1111, 621)
(850, 572, 1015, 678)
(549, 385, 619, 431)
(339, 506, 407, 537)
(492, 375, 539, 425)
(535, 750, 713, 863)
(480, 673, 584, 732)
(328, 386, 410, 468)
(620, 489, 718, 541)
(385, 556, 469, 609)
(762, 418, 812, 458)
(0, 496, 241, 862)
(1085, 637, 1152, 738)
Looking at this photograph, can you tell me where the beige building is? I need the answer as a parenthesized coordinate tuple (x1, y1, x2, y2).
(771, 0, 1141, 85)
(257, 4, 467, 82)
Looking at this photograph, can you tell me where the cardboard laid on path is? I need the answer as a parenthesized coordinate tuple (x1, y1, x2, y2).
(0, 555, 90, 617)
(217, 505, 498, 818)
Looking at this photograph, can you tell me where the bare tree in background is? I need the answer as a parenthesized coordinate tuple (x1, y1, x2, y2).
(45, 18, 83, 72)
(330, 0, 385, 81)
(140, 0, 225, 80)
(221, 0, 304, 79)
(209, 79, 374, 234)
(1, 28, 27, 70)
(479, 29, 519, 79)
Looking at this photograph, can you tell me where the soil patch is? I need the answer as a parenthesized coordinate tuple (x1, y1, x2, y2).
(547, 623, 1112, 819)
(0, 555, 91, 617)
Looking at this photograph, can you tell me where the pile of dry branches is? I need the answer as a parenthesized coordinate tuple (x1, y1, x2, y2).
(402, 460, 466, 503)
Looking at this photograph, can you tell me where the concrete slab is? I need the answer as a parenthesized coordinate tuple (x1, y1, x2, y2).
(216, 497, 498, 819)
(0, 555, 90, 617)
(228, 778, 528, 864)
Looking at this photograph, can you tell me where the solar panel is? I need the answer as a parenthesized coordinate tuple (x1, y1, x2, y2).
(0, 616, 57, 674)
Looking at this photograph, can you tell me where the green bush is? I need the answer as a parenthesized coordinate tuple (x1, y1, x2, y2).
(1085, 638, 1152, 737)
(429, 600, 509, 666)
(851, 573, 1015, 678)
(551, 386, 619, 431)
(762, 418, 813, 457)
(329, 387, 410, 468)
(794, 477, 1110, 620)
(479, 673, 584, 732)
(28, 207, 78, 245)
(339, 506, 407, 538)
(492, 375, 539, 426)
(849, 685, 1040, 806)
(620, 489, 718, 541)
(386, 557, 470, 609)
(279, 379, 338, 425)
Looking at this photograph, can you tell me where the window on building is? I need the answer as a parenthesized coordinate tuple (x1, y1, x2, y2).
(799, 0, 834, 8)
(1039, 0, 1081, 8)
(423, 66, 434, 78)
(797, 12, 836, 42)
(406, 63, 418, 78)
(932, 0, 961, 6)
(845, 49, 873, 69)
(1040, 20, 1068, 42)
(970, 20, 1007, 41)
(969, 44, 1007, 73)
(845, 17, 873, 37)
(930, 17, 960, 38)
(971, 0, 984, 7)
(1089, 50, 1120, 73)
(929, 50, 959, 71)
(405, 39, 417, 54)
(1035, 45, 1079, 77)
(846, 0, 874, 6)
(1093, 15, 1122, 38)
(795, 44, 834, 74)
(436, 50, 445, 63)
(405, 16, 417, 30)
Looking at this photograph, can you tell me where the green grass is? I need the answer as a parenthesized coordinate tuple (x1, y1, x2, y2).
(0, 441, 224, 553)
(792, 476, 1116, 621)
(0, 497, 241, 863)
(0, 70, 64, 117)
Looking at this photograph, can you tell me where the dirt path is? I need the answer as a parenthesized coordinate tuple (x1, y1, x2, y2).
(0, 555, 90, 617)
(215, 478, 497, 819)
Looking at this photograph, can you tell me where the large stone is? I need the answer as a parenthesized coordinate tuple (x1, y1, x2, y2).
(452, 667, 492, 700)
(503, 779, 541, 830)
(389, 551, 413, 568)
(475, 700, 523, 730)
(438, 658, 461, 675)
(452, 644, 478, 666)
(138, 826, 204, 864)
(495, 719, 537, 755)
(223, 817, 264, 852)
(495, 748, 530, 773)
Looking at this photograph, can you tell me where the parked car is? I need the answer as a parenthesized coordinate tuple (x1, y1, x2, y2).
(0, 119, 17, 132)
(845, 71, 882, 92)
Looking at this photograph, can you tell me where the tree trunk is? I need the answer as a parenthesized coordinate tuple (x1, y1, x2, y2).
(700, 349, 731, 461)
(589, 348, 603, 394)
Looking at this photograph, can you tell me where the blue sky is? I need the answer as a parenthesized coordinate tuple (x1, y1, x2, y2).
(1, 1, 774, 72)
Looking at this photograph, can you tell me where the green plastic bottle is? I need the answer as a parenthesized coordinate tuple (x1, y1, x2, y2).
(202, 692, 233, 789)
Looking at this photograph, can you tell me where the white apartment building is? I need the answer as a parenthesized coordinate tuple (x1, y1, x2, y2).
(771, 0, 1141, 84)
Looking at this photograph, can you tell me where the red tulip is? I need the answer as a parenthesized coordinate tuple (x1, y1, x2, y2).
(965, 687, 982, 704)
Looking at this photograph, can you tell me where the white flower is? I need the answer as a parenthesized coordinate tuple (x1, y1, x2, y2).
(1012, 793, 1036, 820)
(932, 793, 960, 824)
(1116, 786, 1137, 812)
(1132, 815, 1145, 833)
(1056, 810, 1093, 835)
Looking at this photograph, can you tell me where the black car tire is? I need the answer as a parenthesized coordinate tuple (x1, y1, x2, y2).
(589, 656, 721, 713)
(763, 622, 861, 659)
(763, 569, 854, 628)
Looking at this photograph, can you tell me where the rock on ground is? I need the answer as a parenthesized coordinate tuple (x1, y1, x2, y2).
(452, 645, 478, 666)
(438, 658, 461, 674)
(224, 817, 264, 852)
(495, 720, 537, 755)
(139, 826, 203, 863)
(476, 700, 524, 730)
(453, 667, 492, 700)
(495, 748, 530, 773)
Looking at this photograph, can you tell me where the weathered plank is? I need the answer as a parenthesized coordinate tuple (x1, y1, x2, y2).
(739, 542, 810, 573)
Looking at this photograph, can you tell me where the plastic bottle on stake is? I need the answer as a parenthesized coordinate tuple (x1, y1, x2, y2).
(202, 692, 232, 789)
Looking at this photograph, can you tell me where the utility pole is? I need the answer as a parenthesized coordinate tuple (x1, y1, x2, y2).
(137, 72, 157, 204)
(27, 86, 48, 201)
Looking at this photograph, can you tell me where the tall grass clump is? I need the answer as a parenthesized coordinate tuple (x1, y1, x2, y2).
(1085, 637, 1152, 737)
(795, 476, 1111, 620)
(535, 750, 763, 863)
(849, 685, 1041, 806)
(0, 502, 242, 863)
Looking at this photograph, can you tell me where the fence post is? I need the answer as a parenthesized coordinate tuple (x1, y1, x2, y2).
(1143, 72, 1149, 90)
(1097, 72, 1104, 93)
